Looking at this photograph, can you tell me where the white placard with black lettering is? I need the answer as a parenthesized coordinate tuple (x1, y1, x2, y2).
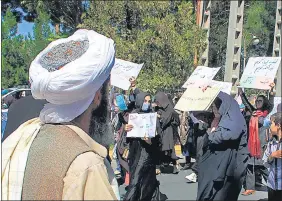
(208, 80, 233, 95)
(240, 57, 281, 90)
(127, 113, 157, 138)
(111, 59, 143, 90)
(182, 66, 221, 88)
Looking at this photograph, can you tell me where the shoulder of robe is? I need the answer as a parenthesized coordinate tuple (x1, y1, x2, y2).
(66, 152, 105, 177)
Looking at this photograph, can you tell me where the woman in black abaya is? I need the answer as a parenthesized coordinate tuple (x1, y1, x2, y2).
(155, 92, 180, 174)
(197, 92, 249, 201)
(123, 92, 166, 201)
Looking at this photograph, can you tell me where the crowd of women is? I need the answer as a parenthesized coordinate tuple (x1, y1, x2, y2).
(110, 79, 281, 201)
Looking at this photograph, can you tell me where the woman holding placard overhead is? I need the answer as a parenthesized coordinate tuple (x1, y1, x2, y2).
(123, 92, 166, 201)
(197, 92, 248, 201)
(238, 83, 276, 196)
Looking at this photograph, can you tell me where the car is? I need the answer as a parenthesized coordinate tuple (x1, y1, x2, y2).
(1, 108, 8, 138)
(2, 88, 31, 100)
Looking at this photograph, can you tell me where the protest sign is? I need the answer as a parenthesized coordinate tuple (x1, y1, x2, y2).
(182, 66, 221, 88)
(240, 57, 281, 90)
(175, 86, 221, 112)
(207, 80, 232, 95)
(111, 59, 143, 90)
(127, 113, 157, 138)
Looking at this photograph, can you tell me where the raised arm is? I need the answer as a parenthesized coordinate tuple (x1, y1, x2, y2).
(268, 83, 276, 111)
(241, 92, 256, 113)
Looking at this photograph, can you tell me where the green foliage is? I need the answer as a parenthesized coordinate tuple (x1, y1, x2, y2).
(1, 6, 54, 88)
(241, 0, 276, 91)
(209, 1, 230, 81)
(243, 1, 276, 58)
(79, 1, 206, 93)
(20, 0, 86, 32)
(209, 0, 276, 82)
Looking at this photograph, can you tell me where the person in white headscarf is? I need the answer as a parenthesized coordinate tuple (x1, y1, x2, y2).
(2, 29, 120, 200)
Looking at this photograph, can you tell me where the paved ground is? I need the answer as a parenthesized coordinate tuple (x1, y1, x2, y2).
(115, 156, 268, 200)
(119, 169, 268, 200)
(112, 154, 267, 200)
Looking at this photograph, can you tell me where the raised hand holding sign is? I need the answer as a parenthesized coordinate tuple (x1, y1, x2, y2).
(111, 59, 143, 90)
(239, 57, 281, 90)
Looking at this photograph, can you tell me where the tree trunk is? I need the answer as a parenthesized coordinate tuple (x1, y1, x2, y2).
(55, 23, 60, 34)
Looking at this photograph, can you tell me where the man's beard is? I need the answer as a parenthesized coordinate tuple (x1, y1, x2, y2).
(89, 86, 114, 148)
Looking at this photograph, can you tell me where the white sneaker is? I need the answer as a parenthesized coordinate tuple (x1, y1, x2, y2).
(185, 172, 197, 183)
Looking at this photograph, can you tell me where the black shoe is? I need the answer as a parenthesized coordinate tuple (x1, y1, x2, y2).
(181, 163, 191, 170)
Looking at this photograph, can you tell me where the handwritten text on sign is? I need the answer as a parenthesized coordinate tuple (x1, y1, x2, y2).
(240, 57, 281, 90)
(182, 66, 221, 88)
(111, 59, 144, 90)
(127, 113, 157, 138)
(208, 81, 232, 95)
(175, 86, 221, 111)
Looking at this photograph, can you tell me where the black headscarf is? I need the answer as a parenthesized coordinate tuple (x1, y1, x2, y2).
(155, 92, 179, 130)
(155, 92, 174, 110)
(133, 92, 151, 113)
(217, 92, 246, 135)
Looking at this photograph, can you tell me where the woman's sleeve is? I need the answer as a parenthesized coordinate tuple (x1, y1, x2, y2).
(268, 91, 275, 111)
(134, 88, 141, 95)
(241, 92, 255, 113)
(160, 112, 173, 129)
(208, 127, 242, 144)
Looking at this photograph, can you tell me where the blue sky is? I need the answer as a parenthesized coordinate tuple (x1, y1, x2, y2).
(17, 20, 34, 37)
(14, 8, 34, 37)
(15, 7, 55, 37)
(15, 1, 90, 37)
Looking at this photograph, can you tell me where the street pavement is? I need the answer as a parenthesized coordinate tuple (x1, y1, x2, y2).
(116, 156, 268, 200)
(119, 168, 268, 200)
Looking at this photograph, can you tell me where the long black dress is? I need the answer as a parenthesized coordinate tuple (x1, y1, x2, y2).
(197, 92, 248, 201)
(155, 92, 180, 164)
(116, 90, 142, 173)
(123, 92, 166, 201)
(116, 111, 130, 173)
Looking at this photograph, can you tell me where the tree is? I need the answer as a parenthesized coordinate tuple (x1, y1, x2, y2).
(20, 0, 86, 33)
(208, 0, 230, 81)
(1, 6, 54, 88)
(2, 0, 87, 33)
(243, 0, 276, 58)
(79, 1, 206, 93)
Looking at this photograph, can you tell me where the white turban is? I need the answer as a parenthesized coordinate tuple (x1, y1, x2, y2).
(29, 29, 115, 123)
